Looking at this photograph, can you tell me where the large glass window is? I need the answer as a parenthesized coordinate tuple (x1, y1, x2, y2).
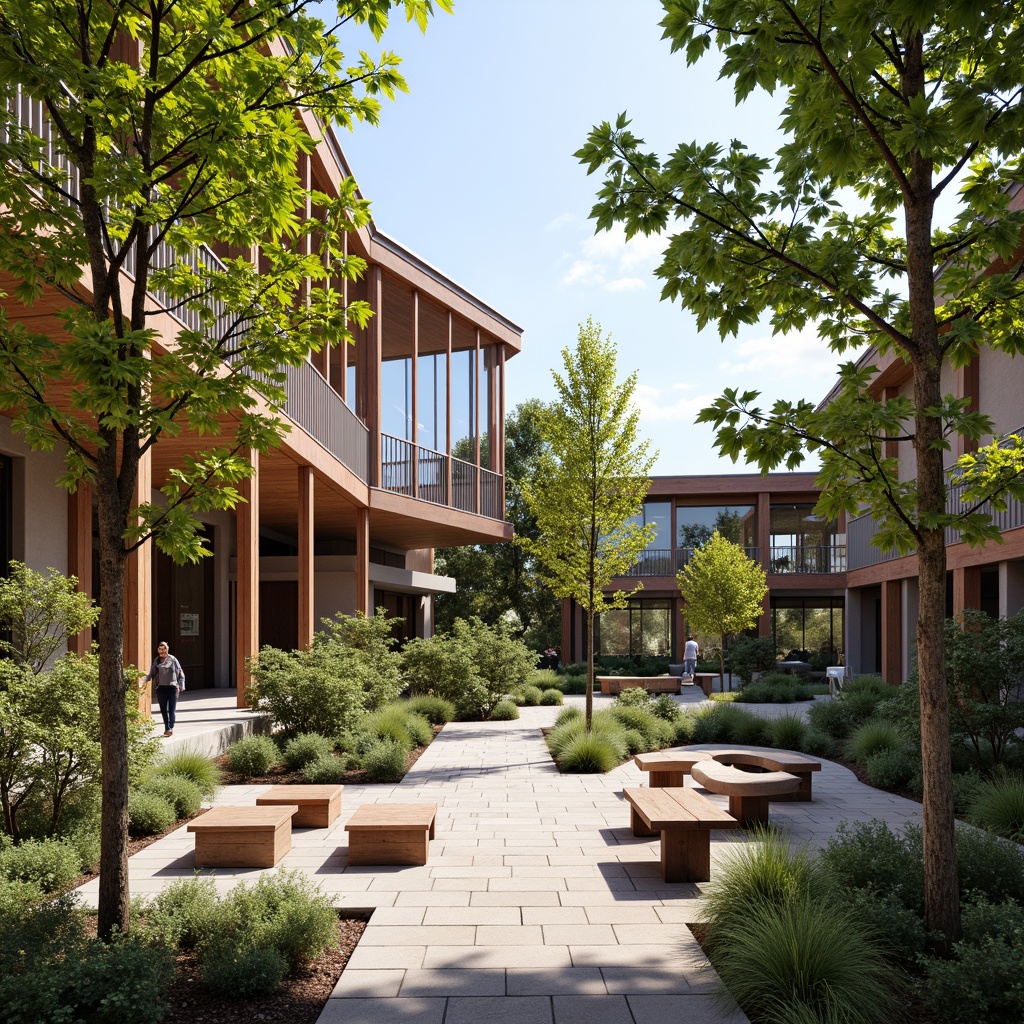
(416, 351, 446, 453)
(450, 348, 475, 460)
(597, 599, 672, 656)
(381, 355, 412, 440)
(623, 501, 672, 575)
(769, 504, 839, 573)
(771, 597, 843, 661)
(677, 505, 757, 550)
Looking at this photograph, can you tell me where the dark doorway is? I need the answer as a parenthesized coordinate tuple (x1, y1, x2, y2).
(260, 581, 299, 653)
(154, 530, 215, 688)
(374, 589, 416, 644)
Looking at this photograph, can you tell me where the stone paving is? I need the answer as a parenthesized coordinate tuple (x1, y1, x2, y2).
(77, 695, 927, 1024)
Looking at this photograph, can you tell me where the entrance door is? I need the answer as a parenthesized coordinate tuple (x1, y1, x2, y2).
(155, 531, 215, 688)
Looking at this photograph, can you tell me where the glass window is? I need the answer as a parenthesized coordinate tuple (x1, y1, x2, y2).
(770, 597, 844, 661)
(769, 504, 838, 573)
(450, 348, 475, 461)
(597, 599, 673, 656)
(381, 356, 412, 440)
(626, 501, 671, 548)
(677, 505, 757, 550)
(416, 351, 446, 453)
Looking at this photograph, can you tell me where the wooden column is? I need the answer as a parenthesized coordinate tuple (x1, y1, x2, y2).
(355, 507, 370, 615)
(366, 266, 382, 486)
(298, 465, 314, 650)
(757, 491, 772, 636)
(124, 450, 153, 716)
(956, 354, 980, 458)
(235, 451, 259, 707)
(474, 329, 481, 513)
(445, 312, 453, 504)
(411, 290, 419, 497)
(953, 565, 981, 619)
(881, 578, 902, 685)
(882, 385, 901, 460)
(67, 482, 93, 657)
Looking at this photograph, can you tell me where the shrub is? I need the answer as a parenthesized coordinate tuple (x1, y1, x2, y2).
(802, 728, 838, 759)
(546, 713, 626, 763)
(727, 635, 777, 686)
(952, 771, 986, 814)
(226, 735, 280, 777)
(846, 719, 905, 763)
(519, 684, 543, 706)
(689, 704, 734, 744)
(558, 732, 622, 773)
(539, 688, 563, 705)
(955, 821, 1024, 905)
(148, 748, 222, 796)
(710, 896, 903, 1024)
(403, 695, 455, 725)
(0, 876, 43, 917)
(554, 706, 582, 728)
(143, 875, 220, 948)
(767, 714, 807, 752)
(615, 687, 652, 708)
(865, 746, 918, 791)
(620, 729, 647, 756)
(966, 775, 1024, 840)
(922, 897, 1024, 1024)
(362, 738, 408, 782)
(140, 775, 203, 819)
(807, 697, 856, 738)
(649, 694, 682, 721)
(0, 837, 80, 892)
(127, 790, 177, 837)
(301, 753, 350, 784)
(202, 942, 288, 997)
(490, 700, 520, 721)
(530, 668, 560, 688)
(282, 732, 336, 771)
(556, 673, 587, 695)
(359, 706, 414, 752)
(727, 710, 773, 746)
(0, 895, 175, 1024)
(610, 705, 674, 750)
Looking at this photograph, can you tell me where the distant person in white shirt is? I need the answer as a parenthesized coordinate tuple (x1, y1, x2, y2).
(683, 637, 699, 679)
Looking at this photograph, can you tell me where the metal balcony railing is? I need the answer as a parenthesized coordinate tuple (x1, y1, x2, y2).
(768, 545, 847, 574)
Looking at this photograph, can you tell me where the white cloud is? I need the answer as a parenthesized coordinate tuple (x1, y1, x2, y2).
(545, 212, 576, 231)
(633, 382, 714, 424)
(562, 259, 604, 287)
(717, 325, 840, 381)
(604, 277, 646, 293)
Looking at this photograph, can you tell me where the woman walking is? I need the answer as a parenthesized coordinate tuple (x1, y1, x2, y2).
(145, 641, 186, 737)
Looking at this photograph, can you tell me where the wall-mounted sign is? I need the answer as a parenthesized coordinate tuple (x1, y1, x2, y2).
(180, 613, 200, 638)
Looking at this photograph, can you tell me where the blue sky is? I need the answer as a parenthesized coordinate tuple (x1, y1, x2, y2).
(333, 0, 846, 474)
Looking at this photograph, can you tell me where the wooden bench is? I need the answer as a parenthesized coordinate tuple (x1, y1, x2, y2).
(187, 805, 298, 868)
(709, 748, 821, 802)
(690, 760, 799, 827)
(622, 786, 738, 882)
(256, 784, 342, 828)
(345, 802, 438, 866)
(598, 676, 680, 696)
(692, 673, 718, 697)
(631, 751, 716, 833)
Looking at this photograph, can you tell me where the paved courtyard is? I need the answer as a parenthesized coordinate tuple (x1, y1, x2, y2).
(77, 697, 926, 1024)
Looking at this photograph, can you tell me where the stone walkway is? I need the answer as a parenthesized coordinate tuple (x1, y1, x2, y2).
(77, 698, 926, 1024)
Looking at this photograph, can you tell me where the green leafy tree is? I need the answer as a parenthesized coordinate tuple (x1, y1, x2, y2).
(436, 400, 561, 648)
(677, 531, 767, 686)
(577, 0, 1024, 946)
(521, 319, 657, 728)
(0, 0, 451, 937)
(0, 563, 99, 673)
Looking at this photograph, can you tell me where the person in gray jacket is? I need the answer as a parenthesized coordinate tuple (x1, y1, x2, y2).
(145, 641, 185, 737)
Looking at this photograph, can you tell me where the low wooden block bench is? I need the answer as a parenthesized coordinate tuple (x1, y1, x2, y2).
(256, 784, 342, 828)
(631, 751, 715, 835)
(187, 805, 298, 868)
(692, 673, 718, 697)
(598, 676, 680, 696)
(710, 748, 821, 802)
(622, 786, 738, 882)
(690, 760, 799, 827)
(345, 802, 438, 866)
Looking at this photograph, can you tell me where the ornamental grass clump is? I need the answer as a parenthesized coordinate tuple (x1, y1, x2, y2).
(139, 774, 203, 818)
(490, 699, 520, 721)
(403, 695, 455, 725)
(301, 753, 350, 784)
(361, 738, 408, 782)
(766, 714, 807, 752)
(539, 688, 564, 705)
(127, 790, 177, 837)
(226, 735, 280, 778)
(846, 719, 905, 764)
(147, 748, 222, 797)
(966, 774, 1024, 841)
(558, 732, 622, 773)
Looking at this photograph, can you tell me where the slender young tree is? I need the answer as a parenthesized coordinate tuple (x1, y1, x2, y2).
(578, 0, 1024, 948)
(677, 530, 768, 687)
(521, 319, 657, 728)
(0, 0, 451, 938)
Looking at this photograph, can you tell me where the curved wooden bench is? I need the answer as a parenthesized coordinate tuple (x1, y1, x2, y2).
(622, 786, 738, 882)
(691, 760, 799, 827)
(709, 748, 821, 802)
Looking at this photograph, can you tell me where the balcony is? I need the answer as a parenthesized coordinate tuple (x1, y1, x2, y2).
(768, 545, 847, 574)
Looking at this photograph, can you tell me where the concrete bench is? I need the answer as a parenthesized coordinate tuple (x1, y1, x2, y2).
(598, 676, 680, 696)
(256, 784, 343, 828)
(690, 760, 799, 827)
(345, 802, 438, 866)
(708, 748, 821, 802)
(622, 786, 738, 882)
(187, 804, 298, 868)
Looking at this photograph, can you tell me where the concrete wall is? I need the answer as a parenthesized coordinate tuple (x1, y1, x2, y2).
(979, 346, 1024, 440)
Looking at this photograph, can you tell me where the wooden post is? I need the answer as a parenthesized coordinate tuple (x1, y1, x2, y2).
(881, 578, 902, 685)
(355, 507, 370, 615)
(366, 266, 382, 486)
(235, 450, 259, 707)
(298, 465, 314, 650)
(67, 482, 93, 657)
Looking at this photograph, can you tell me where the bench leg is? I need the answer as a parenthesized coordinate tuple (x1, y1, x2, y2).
(650, 770, 685, 788)
(773, 774, 813, 802)
(660, 827, 710, 883)
(729, 794, 769, 827)
(631, 805, 657, 838)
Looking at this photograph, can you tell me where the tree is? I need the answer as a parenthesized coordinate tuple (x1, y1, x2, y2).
(0, 0, 451, 938)
(577, 0, 1024, 947)
(677, 530, 768, 686)
(521, 318, 657, 728)
(435, 400, 561, 648)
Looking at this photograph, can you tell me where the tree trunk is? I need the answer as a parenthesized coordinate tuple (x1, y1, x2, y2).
(95, 448, 132, 941)
(719, 635, 726, 691)
(585, 610, 594, 730)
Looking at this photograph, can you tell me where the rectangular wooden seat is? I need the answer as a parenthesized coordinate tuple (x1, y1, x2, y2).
(187, 805, 298, 868)
(256, 784, 342, 828)
(598, 676, 681, 696)
(345, 802, 438, 866)
(622, 786, 737, 882)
